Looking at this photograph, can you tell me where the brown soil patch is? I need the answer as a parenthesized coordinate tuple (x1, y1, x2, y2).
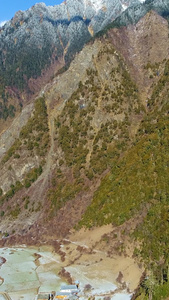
(59, 225, 144, 292)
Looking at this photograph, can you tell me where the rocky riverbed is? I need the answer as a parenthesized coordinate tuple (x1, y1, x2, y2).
(0, 225, 143, 299)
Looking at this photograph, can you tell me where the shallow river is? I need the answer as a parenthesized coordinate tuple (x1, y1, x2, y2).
(0, 247, 132, 300)
(0, 246, 66, 300)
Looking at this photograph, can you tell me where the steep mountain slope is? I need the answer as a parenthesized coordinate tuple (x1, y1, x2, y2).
(0, 7, 168, 236)
(0, 0, 150, 135)
(0, 1, 169, 298)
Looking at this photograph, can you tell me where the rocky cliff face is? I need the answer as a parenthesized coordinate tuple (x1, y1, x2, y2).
(110, 0, 169, 27)
(0, 0, 146, 105)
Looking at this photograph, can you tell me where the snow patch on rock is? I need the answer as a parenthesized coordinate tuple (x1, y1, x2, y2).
(122, 3, 128, 11)
(0, 20, 8, 27)
(85, 0, 105, 12)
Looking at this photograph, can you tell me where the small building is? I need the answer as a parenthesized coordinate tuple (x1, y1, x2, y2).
(60, 285, 80, 295)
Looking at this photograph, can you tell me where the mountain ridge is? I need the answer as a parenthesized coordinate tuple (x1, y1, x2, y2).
(105, 0, 169, 29)
(0, 0, 149, 112)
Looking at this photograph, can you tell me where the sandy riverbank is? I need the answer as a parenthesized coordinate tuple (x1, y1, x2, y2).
(62, 225, 143, 293)
(0, 225, 143, 299)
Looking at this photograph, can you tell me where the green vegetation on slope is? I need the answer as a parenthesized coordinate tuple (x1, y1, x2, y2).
(48, 177, 83, 213)
(2, 96, 50, 164)
(0, 41, 54, 91)
(0, 97, 49, 218)
(78, 105, 169, 299)
(135, 274, 169, 300)
(47, 44, 144, 215)
(77, 59, 169, 299)
(148, 59, 169, 108)
(55, 44, 142, 175)
(78, 105, 169, 228)
(0, 85, 16, 120)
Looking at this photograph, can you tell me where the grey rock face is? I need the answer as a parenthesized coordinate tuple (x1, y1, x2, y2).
(111, 0, 169, 28)
(0, 0, 168, 95)
(0, 0, 144, 93)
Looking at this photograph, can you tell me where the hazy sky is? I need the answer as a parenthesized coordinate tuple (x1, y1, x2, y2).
(0, 0, 63, 25)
